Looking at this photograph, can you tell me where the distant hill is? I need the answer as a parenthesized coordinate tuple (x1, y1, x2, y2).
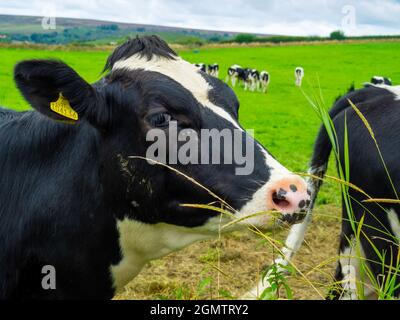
(0, 14, 274, 45)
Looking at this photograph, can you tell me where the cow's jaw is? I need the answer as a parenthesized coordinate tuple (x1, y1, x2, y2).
(110, 215, 229, 293)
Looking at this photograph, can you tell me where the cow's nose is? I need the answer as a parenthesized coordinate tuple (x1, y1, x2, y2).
(266, 175, 311, 217)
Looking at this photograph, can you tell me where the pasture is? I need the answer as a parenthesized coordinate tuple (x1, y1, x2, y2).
(1, 41, 399, 299)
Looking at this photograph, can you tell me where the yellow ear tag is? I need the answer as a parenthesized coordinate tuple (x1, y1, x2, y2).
(50, 93, 78, 121)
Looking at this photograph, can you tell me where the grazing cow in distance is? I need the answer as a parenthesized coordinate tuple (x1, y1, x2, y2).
(371, 76, 392, 86)
(295, 67, 304, 87)
(0, 35, 311, 299)
(207, 63, 219, 77)
(259, 71, 270, 93)
(226, 64, 243, 87)
(194, 63, 206, 72)
(246, 69, 260, 92)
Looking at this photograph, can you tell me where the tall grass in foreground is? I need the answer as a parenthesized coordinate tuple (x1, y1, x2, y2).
(304, 84, 400, 300)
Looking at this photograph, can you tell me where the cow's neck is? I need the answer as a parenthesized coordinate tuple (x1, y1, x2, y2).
(110, 216, 222, 293)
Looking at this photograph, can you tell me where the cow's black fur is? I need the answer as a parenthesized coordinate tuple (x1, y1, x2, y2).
(0, 36, 274, 299)
(103, 35, 176, 72)
(310, 85, 400, 299)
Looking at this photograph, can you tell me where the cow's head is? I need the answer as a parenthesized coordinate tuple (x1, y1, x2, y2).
(14, 36, 310, 286)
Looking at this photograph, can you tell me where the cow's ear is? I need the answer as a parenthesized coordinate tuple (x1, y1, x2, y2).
(14, 59, 104, 125)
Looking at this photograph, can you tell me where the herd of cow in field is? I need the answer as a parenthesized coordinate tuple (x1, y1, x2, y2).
(195, 62, 395, 93)
(194, 62, 305, 92)
(0, 35, 399, 300)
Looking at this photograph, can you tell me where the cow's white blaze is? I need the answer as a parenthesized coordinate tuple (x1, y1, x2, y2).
(113, 55, 240, 129)
(113, 53, 297, 218)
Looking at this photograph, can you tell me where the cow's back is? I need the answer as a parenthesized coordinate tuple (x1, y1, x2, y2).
(0, 106, 23, 123)
(332, 88, 400, 295)
(0, 108, 119, 299)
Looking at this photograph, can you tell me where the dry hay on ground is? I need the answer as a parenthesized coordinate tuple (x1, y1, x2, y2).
(114, 205, 341, 300)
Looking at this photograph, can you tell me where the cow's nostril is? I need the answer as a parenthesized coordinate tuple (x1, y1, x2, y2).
(272, 192, 290, 208)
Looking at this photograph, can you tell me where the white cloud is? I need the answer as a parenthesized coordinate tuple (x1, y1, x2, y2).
(0, 0, 400, 36)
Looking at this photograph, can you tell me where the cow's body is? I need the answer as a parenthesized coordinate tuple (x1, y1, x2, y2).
(259, 71, 270, 93)
(207, 63, 219, 77)
(0, 36, 311, 299)
(246, 69, 259, 92)
(0, 110, 121, 299)
(295, 67, 304, 87)
(226, 65, 247, 87)
(245, 84, 400, 300)
(310, 84, 400, 299)
(226, 66, 257, 91)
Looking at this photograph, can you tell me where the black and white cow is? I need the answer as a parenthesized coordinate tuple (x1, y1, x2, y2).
(371, 76, 392, 86)
(309, 84, 400, 299)
(0, 36, 311, 299)
(246, 69, 260, 92)
(207, 63, 219, 78)
(295, 67, 304, 87)
(259, 71, 270, 93)
(226, 64, 247, 87)
(226, 66, 256, 90)
(194, 63, 206, 73)
(245, 84, 400, 300)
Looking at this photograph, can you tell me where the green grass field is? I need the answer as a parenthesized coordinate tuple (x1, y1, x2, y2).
(1, 40, 400, 299)
(2, 41, 400, 206)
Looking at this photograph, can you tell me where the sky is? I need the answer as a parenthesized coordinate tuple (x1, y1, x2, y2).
(1, 0, 400, 36)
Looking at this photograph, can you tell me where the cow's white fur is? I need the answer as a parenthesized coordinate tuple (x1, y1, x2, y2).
(339, 237, 376, 300)
(371, 84, 400, 100)
(110, 54, 306, 294)
(295, 67, 304, 87)
(388, 209, 400, 241)
(111, 216, 230, 293)
(114, 55, 240, 129)
(236, 147, 290, 225)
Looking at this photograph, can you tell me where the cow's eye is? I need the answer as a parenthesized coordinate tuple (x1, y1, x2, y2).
(148, 112, 172, 127)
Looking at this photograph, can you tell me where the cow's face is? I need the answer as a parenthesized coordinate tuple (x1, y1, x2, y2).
(14, 36, 310, 237)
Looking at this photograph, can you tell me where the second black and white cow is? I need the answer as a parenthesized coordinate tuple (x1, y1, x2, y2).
(0, 36, 311, 299)
(309, 84, 400, 299)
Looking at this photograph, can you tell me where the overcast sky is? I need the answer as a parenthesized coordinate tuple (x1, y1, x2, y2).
(1, 0, 400, 36)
